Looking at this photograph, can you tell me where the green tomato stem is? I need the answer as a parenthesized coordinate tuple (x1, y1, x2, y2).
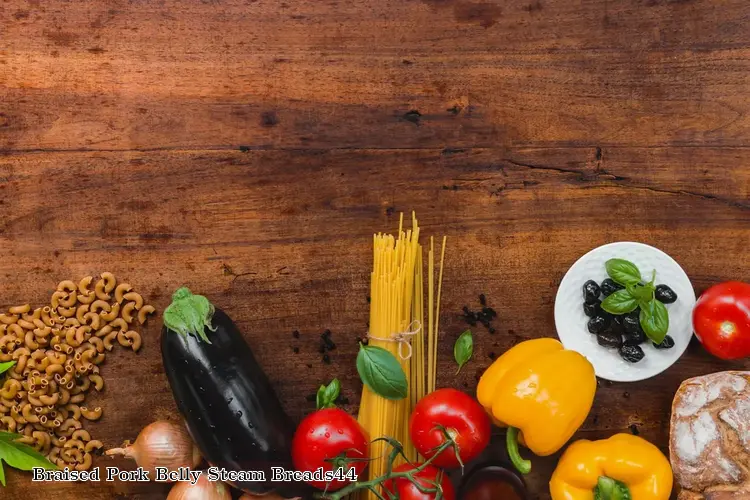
(315, 439, 453, 499)
(506, 427, 532, 475)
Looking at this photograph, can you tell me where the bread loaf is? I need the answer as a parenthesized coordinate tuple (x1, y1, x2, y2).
(670, 371, 750, 499)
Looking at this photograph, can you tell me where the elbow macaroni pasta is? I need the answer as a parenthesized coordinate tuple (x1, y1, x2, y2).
(77, 277, 93, 295)
(124, 331, 141, 352)
(114, 283, 131, 304)
(122, 292, 143, 309)
(0, 273, 155, 471)
(120, 302, 137, 324)
(137, 305, 155, 324)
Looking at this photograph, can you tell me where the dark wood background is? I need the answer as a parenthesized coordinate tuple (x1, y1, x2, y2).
(2, 0, 750, 498)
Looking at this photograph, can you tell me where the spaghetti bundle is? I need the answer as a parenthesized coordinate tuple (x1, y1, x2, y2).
(357, 213, 446, 498)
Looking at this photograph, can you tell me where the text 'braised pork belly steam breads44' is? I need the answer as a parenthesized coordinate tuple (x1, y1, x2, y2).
(670, 371, 750, 499)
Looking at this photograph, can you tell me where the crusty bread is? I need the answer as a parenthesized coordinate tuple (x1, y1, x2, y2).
(670, 371, 750, 499)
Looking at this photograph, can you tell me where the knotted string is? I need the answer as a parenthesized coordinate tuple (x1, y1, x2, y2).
(366, 320, 422, 360)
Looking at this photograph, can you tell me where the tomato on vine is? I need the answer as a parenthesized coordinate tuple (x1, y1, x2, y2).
(383, 463, 456, 500)
(410, 388, 491, 469)
(291, 408, 369, 491)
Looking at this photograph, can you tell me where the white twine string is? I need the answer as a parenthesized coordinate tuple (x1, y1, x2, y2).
(366, 320, 422, 360)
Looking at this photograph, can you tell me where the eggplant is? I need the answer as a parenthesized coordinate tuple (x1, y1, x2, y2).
(161, 288, 307, 497)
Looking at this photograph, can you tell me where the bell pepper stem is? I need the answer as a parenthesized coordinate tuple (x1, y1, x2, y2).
(594, 476, 631, 500)
(506, 427, 532, 474)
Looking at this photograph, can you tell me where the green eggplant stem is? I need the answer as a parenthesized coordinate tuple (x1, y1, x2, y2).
(163, 287, 216, 343)
(506, 427, 532, 475)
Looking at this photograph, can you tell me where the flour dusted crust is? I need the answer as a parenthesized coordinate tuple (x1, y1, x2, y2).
(670, 371, 750, 499)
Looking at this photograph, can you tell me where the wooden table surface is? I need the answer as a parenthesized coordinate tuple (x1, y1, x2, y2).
(3, 0, 750, 498)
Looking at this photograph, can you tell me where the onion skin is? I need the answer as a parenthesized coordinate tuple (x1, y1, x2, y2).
(239, 494, 300, 500)
(167, 474, 231, 500)
(105, 420, 202, 478)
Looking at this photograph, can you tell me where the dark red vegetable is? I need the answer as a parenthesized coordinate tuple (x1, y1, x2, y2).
(693, 281, 750, 359)
(458, 462, 527, 500)
(161, 288, 308, 498)
(384, 463, 456, 500)
(409, 388, 491, 469)
(291, 408, 369, 491)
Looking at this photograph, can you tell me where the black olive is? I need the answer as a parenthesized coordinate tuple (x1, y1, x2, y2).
(600, 278, 624, 297)
(606, 317, 624, 333)
(583, 300, 601, 317)
(653, 335, 675, 349)
(622, 315, 642, 335)
(655, 285, 678, 304)
(583, 280, 601, 304)
(597, 330, 622, 348)
(626, 308, 641, 322)
(587, 315, 610, 334)
(619, 345, 645, 363)
(622, 329, 646, 346)
(613, 314, 625, 325)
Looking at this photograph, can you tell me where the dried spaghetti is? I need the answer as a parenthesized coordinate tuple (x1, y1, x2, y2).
(357, 213, 446, 498)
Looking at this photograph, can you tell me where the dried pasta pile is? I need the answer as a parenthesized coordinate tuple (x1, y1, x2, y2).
(0, 273, 155, 471)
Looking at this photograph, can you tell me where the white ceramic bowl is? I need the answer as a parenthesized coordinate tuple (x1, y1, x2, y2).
(554, 242, 696, 382)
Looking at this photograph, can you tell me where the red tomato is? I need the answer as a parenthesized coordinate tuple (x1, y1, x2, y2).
(291, 408, 369, 491)
(384, 463, 456, 500)
(693, 281, 750, 360)
(409, 388, 491, 469)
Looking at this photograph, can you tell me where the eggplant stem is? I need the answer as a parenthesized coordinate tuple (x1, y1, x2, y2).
(163, 287, 216, 343)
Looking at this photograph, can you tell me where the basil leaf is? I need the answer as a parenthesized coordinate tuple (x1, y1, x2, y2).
(601, 289, 638, 314)
(626, 283, 654, 304)
(640, 300, 669, 344)
(356, 344, 407, 400)
(0, 362, 15, 376)
(316, 378, 341, 409)
(605, 259, 642, 286)
(0, 432, 23, 442)
(0, 433, 57, 486)
(454, 330, 474, 374)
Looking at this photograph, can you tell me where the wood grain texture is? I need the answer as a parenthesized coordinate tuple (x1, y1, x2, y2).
(3, 0, 750, 151)
(2, 0, 750, 498)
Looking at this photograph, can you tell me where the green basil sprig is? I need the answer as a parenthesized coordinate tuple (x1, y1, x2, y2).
(640, 300, 669, 344)
(0, 361, 57, 485)
(356, 344, 408, 400)
(601, 289, 638, 314)
(0, 432, 58, 486)
(454, 330, 473, 374)
(0, 362, 16, 375)
(605, 259, 642, 287)
(316, 378, 341, 409)
(600, 258, 670, 343)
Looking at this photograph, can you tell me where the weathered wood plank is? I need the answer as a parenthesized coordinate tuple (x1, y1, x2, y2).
(0, 147, 747, 498)
(3, 1, 750, 151)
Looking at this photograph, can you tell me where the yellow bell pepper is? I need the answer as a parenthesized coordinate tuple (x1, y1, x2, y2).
(477, 338, 596, 474)
(550, 433, 673, 500)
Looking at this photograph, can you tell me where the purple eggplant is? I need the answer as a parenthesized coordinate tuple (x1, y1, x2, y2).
(161, 287, 307, 497)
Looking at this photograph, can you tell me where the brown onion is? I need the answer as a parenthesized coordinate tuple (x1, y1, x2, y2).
(105, 420, 202, 478)
(239, 494, 300, 500)
(168, 474, 231, 500)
